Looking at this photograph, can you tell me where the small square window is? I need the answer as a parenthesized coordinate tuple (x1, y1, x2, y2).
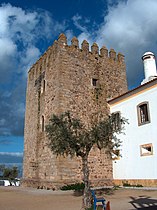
(92, 78, 98, 86)
(140, 143, 153, 156)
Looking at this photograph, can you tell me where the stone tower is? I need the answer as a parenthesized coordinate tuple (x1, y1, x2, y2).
(23, 34, 127, 189)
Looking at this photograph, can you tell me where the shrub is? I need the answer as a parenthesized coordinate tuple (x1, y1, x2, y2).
(123, 182, 143, 187)
(60, 182, 85, 191)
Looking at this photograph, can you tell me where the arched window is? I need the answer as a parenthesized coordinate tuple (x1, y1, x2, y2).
(41, 79, 46, 94)
(137, 102, 150, 125)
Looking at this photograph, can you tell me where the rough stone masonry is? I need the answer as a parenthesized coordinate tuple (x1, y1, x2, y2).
(22, 34, 127, 189)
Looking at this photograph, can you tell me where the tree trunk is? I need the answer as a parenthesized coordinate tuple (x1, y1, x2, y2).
(82, 155, 91, 209)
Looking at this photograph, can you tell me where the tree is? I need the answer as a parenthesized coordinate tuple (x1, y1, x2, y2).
(2, 166, 18, 185)
(46, 111, 126, 209)
(0, 164, 5, 177)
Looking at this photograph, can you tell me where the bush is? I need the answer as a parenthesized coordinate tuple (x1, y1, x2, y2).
(123, 182, 143, 187)
(60, 182, 85, 191)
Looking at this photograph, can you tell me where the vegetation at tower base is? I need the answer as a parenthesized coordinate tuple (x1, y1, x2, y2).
(46, 111, 126, 209)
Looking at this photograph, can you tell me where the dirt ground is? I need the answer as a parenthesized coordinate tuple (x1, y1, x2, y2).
(0, 186, 157, 210)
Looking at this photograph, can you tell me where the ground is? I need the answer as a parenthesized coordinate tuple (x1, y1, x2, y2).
(0, 186, 157, 210)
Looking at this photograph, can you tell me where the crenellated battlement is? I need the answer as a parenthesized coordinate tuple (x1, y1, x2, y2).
(29, 33, 125, 76)
(56, 33, 124, 61)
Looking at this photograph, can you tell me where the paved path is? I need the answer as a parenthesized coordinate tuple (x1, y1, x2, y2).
(0, 186, 157, 210)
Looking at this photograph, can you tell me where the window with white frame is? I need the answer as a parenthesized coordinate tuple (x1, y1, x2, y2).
(140, 143, 153, 156)
(137, 102, 150, 125)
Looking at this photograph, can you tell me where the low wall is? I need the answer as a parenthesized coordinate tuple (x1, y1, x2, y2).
(113, 179, 157, 187)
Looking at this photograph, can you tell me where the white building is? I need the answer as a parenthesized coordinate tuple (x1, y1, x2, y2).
(108, 52, 157, 187)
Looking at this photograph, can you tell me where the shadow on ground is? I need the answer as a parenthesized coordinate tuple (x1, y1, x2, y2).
(129, 196, 157, 209)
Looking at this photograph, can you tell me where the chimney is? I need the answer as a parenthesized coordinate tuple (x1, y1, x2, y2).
(141, 52, 157, 84)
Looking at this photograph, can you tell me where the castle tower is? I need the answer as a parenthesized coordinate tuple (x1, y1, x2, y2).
(141, 52, 157, 84)
(23, 34, 127, 189)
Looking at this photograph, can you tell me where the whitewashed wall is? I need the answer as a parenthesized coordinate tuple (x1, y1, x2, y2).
(111, 86, 157, 179)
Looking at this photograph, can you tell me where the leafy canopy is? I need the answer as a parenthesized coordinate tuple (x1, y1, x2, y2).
(46, 111, 126, 158)
(0, 165, 18, 180)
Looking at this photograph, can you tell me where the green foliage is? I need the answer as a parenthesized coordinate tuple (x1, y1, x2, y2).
(46, 111, 126, 158)
(123, 182, 143, 187)
(0, 164, 5, 175)
(0, 166, 18, 181)
(113, 185, 121, 190)
(60, 182, 85, 191)
(45, 111, 126, 209)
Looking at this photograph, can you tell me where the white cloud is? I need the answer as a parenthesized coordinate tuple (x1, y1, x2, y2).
(73, 0, 157, 88)
(95, 0, 157, 87)
(0, 3, 66, 81)
(71, 14, 94, 47)
(72, 14, 88, 32)
(65, 30, 75, 45)
(0, 38, 17, 83)
(0, 152, 23, 157)
(77, 32, 92, 47)
(97, 0, 157, 49)
(19, 46, 41, 73)
(0, 3, 66, 136)
(0, 38, 16, 57)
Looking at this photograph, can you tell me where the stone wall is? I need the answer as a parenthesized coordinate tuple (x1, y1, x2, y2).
(23, 34, 127, 189)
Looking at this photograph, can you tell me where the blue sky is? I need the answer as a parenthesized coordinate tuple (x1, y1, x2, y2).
(1, 0, 157, 163)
